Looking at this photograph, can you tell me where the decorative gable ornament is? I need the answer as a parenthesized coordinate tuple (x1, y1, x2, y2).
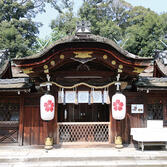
(112, 92, 126, 120)
(76, 20, 91, 34)
(40, 94, 55, 121)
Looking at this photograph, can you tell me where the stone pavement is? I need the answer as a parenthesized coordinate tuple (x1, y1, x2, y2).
(0, 145, 167, 166)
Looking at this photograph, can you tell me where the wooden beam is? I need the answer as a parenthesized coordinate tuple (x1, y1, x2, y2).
(52, 71, 115, 77)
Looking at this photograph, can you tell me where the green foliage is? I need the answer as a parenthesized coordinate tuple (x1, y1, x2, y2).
(122, 7, 167, 57)
(50, 11, 78, 37)
(0, 0, 73, 58)
(0, 0, 40, 58)
(0, 0, 35, 21)
(0, 19, 39, 58)
(78, 0, 167, 57)
(14, 0, 72, 14)
(50, 0, 132, 42)
(97, 20, 122, 42)
(50, 2, 79, 42)
(1, 0, 167, 58)
(79, 0, 132, 41)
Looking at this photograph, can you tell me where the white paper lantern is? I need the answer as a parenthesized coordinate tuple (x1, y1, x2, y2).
(112, 92, 126, 120)
(40, 94, 55, 121)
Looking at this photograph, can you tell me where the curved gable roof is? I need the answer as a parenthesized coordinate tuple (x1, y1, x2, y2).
(13, 33, 153, 79)
(14, 33, 152, 62)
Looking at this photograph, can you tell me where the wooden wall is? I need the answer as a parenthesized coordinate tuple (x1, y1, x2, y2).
(1, 90, 167, 146)
(0, 92, 58, 146)
(110, 91, 167, 144)
(20, 94, 58, 145)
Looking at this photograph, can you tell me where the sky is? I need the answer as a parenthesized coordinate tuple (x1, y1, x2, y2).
(34, 0, 167, 39)
(126, 0, 167, 13)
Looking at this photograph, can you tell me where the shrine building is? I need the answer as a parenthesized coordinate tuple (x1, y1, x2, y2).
(0, 22, 167, 148)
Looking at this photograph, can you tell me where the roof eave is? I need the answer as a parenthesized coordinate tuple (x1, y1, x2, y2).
(13, 34, 153, 63)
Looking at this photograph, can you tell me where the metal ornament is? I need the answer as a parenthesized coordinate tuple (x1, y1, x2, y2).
(45, 137, 53, 150)
(76, 20, 91, 33)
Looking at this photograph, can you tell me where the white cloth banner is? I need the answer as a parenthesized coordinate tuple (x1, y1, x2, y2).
(58, 91, 64, 103)
(103, 91, 108, 103)
(93, 91, 102, 103)
(78, 91, 89, 103)
(65, 91, 76, 103)
(58, 90, 109, 104)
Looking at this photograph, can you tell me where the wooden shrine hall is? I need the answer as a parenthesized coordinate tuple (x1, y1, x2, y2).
(0, 22, 167, 148)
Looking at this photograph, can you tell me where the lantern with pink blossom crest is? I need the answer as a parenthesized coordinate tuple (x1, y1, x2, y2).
(112, 75, 126, 120)
(40, 74, 55, 121)
(40, 94, 55, 121)
(112, 92, 126, 120)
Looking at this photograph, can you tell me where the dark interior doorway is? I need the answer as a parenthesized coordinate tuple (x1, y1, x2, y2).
(58, 104, 109, 122)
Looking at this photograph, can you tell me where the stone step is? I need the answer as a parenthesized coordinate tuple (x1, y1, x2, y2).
(1, 154, 167, 163)
(1, 147, 167, 167)
(1, 155, 167, 167)
(1, 160, 167, 167)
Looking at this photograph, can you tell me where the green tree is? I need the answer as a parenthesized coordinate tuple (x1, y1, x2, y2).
(160, 13, 167, 38)
(79, 1, 167, 57)
(0, 0, 40, 58)
(0, 19, 39, 58)
(50, 1, 79, 41)
(79, 0, 131, 42)
(0, 0, 73, 58)
(122, 7, 167, 57)
(50, 0, 132, 42)
(0, 0, 34, 21)
(13, 0, 73, 15)
(50, 12, 79, 41)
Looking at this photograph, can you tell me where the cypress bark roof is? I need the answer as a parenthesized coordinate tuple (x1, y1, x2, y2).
(155, 50, 167, 76)
(13, 33, 152, 62)
(0, 50, 12, 78)
(0, 60, 10, 78)
(0, 78, 33, 91)
(136, 77, 167, 89)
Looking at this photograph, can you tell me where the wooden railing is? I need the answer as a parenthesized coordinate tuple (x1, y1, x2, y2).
(57, 122, 110, 144)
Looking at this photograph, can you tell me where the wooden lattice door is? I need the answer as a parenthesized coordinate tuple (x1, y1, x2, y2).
(0, 102, 19, 143)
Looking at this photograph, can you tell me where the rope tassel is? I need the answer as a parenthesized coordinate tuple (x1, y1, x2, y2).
(90, 88, 94, 104)
(74, 88, 78, 105)
(106, 87, 110, 104)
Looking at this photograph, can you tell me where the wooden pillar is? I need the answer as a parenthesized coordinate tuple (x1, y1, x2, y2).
(109, 104, 112, 143)
(116, 120, 121, 137)
(110, 104, 116, 143)
(52, 86, 58, 144)
(18, 95, 24, 146)
(163, 95, 167, 126)
(115, 120, 123, 148)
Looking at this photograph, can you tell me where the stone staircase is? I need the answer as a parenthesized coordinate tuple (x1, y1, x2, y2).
(0, 146, 167, 167)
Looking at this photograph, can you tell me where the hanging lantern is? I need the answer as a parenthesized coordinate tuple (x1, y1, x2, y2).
(40, 94, 55, 121)
(112, 92, 126, 120)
